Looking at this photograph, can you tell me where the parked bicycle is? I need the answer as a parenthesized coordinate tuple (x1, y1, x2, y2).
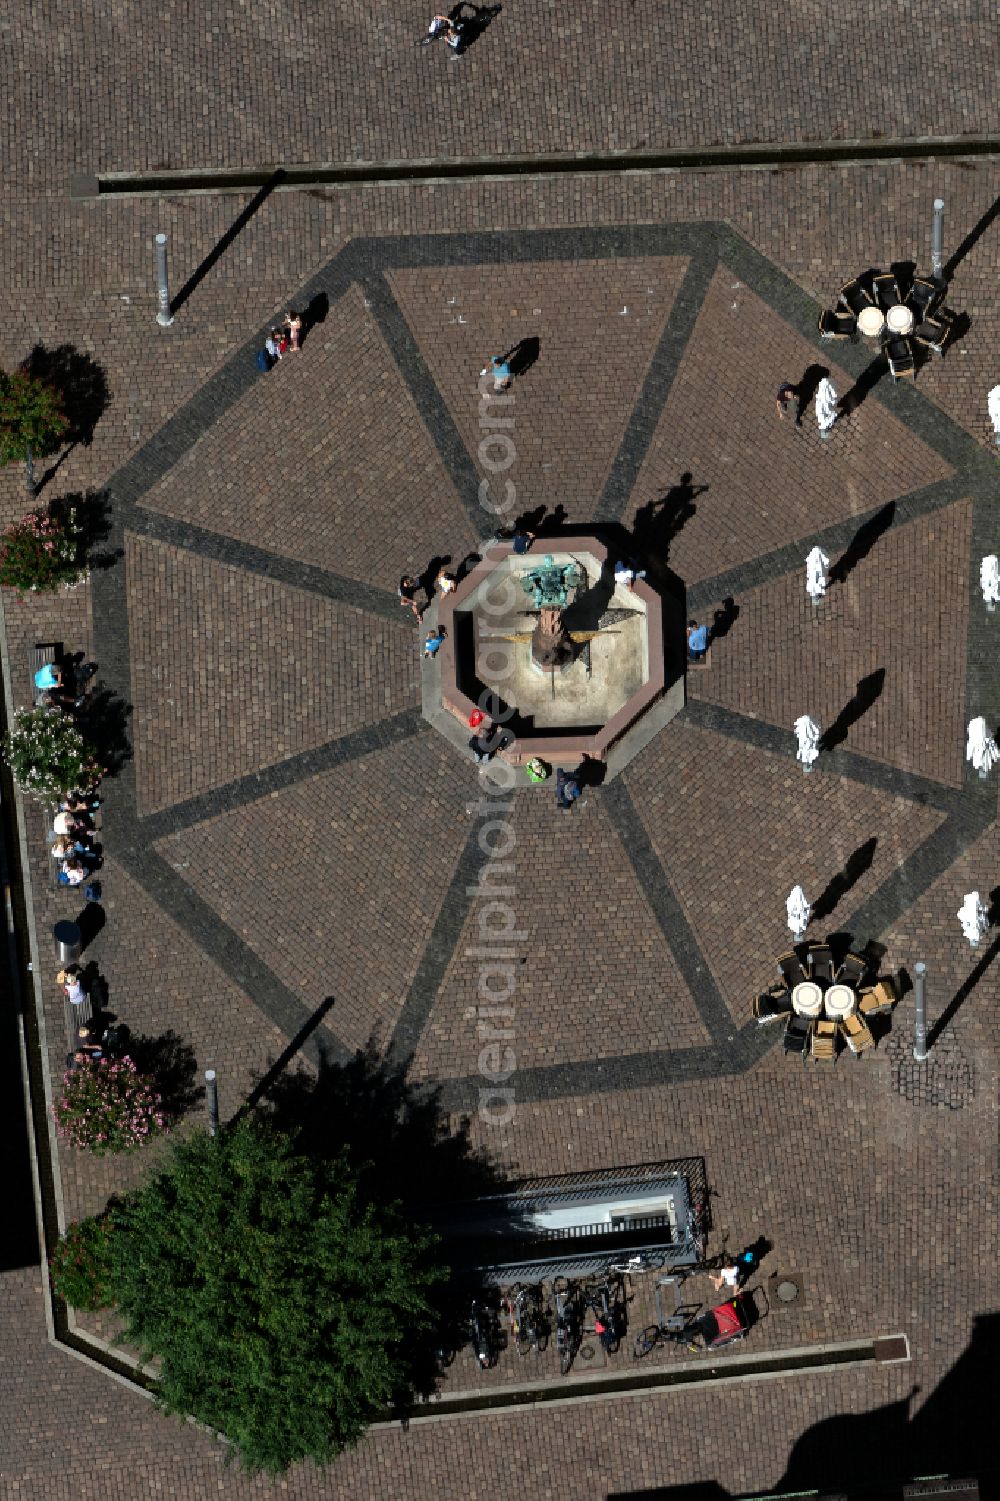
(633, 1322, 700, 1358)
(606, 1251, 665, 1276)
(502, 1283, 549, 1356)
(468, 1295, 500, 1370)
(552, 1277, 585, 1376)
(582, 1277, 626, 1355)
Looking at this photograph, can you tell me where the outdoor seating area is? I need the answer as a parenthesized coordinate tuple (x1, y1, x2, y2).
(751, 945, 899, 1062)
(817, 266, 956, 378)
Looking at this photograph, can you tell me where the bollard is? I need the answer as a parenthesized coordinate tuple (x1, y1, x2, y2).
(931, 199, 945, 280)
(155, 233, 174, 327)
(205, 1069, 219, 1137)
(913, 961, 928, 1062)
(53, 920, 82, 965)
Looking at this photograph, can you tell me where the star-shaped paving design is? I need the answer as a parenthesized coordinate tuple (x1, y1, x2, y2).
(92, 223, 999, 1110)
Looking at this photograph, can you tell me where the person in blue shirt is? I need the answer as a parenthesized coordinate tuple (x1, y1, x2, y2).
(423, 628, 446, 659)
(34, 663, 62, 692)
(480, 354, 512, 392)
(687, 620, 710, 661)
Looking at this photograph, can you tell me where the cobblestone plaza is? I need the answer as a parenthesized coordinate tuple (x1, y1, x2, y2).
(1, 5, 999, 1498)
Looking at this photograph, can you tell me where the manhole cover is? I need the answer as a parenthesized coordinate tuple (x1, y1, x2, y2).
(776, 1279, 799, 1303)
(579, 1342, 597, 1362)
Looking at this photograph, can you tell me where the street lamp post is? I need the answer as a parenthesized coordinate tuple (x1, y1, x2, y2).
(25, 442, 35, 496)
(931, 199, 945, 280)
(205, 1068, 219, 1136)
(913, 961, 928, 1062)
(155, 233, 174, 327)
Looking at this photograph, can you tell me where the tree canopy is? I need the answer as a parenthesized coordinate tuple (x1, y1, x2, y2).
(107, 1118, 443, 1473)
(0, 367, 68, 464)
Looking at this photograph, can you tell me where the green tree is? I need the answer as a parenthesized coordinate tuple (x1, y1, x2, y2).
(108, 1119, 443, 1473)
(0, 368, 69, 486)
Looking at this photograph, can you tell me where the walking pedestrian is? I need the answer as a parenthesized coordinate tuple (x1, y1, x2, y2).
(435, 567, 457, 596)
(423, 627, 446, 658)
(686, 620, 709, 662)
(284, 310, 302, 351)
(510, 528, 534, 555)
(480, 354, 512, 391)
(398, 575, 423, 622)
(775, 382, 799, 423)
(265, 328, 285, 363)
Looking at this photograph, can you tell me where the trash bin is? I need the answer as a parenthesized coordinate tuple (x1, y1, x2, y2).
(53, 920, 82, 965)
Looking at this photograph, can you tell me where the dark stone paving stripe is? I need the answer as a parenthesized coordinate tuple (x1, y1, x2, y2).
(106, 261, 357, 510)
(112, 843, 351, 1068)
(595, 252, 718, 524)
(128, 506, 402, 621)
(137, 709, 429, 839)
(680, 699, 962, 813)
(359, 270, 483, 535)
(434, 1042, 737, 1112)
(842, 800, 993, 944)
(387, 805, 513, 1068)
(351, 224, 707, 274)
(712, 224, 988, 472)
(686, 472, 977, 614)
(602, 779, 735, 1039)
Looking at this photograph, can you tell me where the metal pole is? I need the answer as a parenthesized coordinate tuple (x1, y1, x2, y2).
(155, 233, 174, 327)
(25, 442, 34, 495)
(205, 1068, 219, 1136)
(913, 961, 928, 1062)
(931, 199, 945, 280)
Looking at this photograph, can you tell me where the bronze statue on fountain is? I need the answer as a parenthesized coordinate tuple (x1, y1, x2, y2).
(521, 555, 582, 673)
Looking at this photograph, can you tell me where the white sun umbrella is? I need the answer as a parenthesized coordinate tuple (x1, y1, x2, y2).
(786, 885, 812, 942)
(966, 716, 1000, 779)
(794, 715, 822, 773)
(957, 892, 989, 948)
(815, 378, 839, 436)
(988, 385, 1000, 446)
(981, 555, 1000, 612)
(805, 547, 830, 603)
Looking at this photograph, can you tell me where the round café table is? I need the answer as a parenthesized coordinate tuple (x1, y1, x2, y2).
(824, 983, 856, 1020)
(791, 981, 823, 1017)
(857, 306, 885, 338)
(886, 305, 915, 336)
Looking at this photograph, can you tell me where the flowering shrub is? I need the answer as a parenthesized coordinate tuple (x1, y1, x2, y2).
(0, 503, 84, 593)
(49, 1214, 115, 1309)
(2, 707, 102, 802)
(53, 1056, 166, 1156)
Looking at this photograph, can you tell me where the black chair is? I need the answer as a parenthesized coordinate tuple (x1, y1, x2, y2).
(818, 308, 856, 341)
(782, 1014, 812, 1057)
(752, 988, 794, 1026)
(873, 272, 901, 312)
(806, 943, 835, 985)
(836, 952, 867, 988)
(776, 951, 806, 989)
(837, 278, 875, 317)
(913, 311, 952, 357)
(886, 336, 916, 382)
(908, 275, 945, 320)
